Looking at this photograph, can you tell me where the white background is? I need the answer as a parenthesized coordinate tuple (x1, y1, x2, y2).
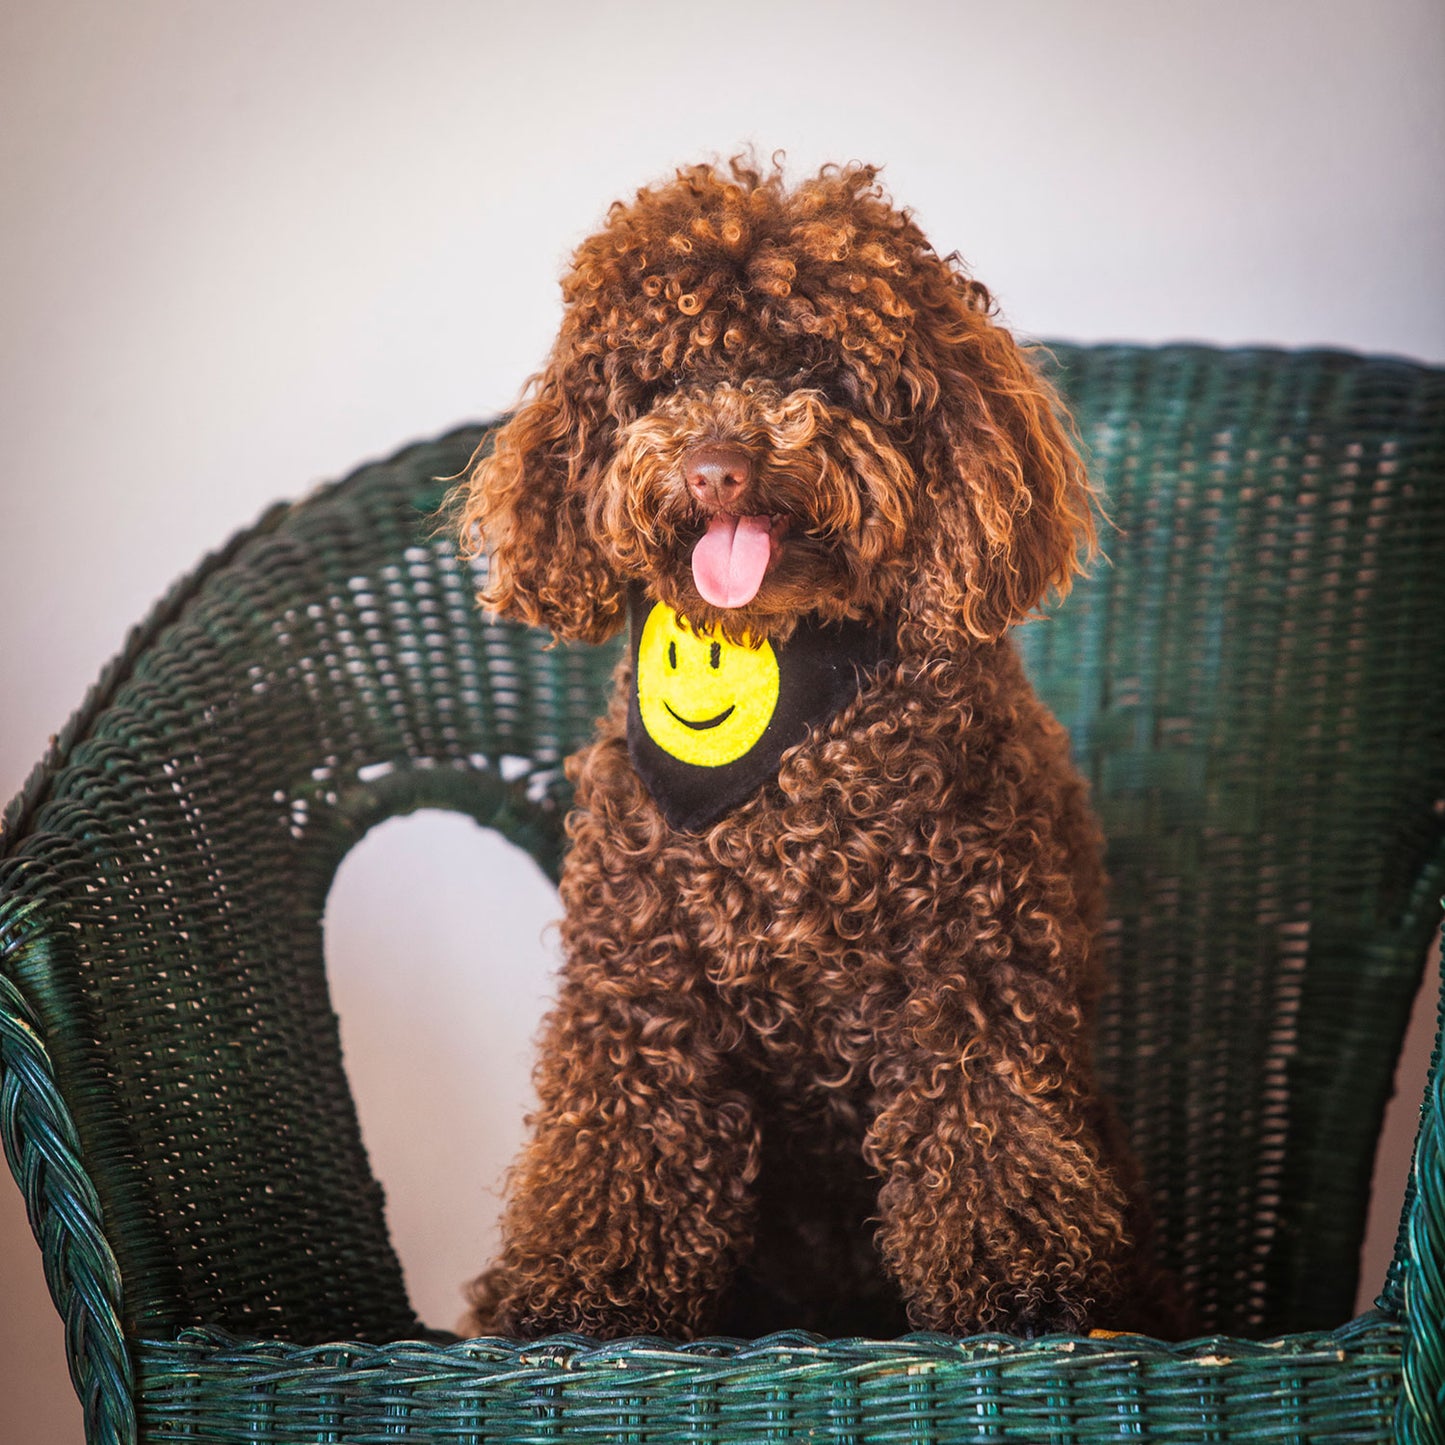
(2, 2, 1442, 1439)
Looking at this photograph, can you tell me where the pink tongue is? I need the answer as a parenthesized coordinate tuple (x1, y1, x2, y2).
(691, 514, 773, 608)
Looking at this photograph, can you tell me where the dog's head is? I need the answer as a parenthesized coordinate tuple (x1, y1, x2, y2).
(457, 159, 1096, 654)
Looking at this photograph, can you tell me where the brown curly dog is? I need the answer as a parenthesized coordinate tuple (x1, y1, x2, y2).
(456, 158, 1173, 1341)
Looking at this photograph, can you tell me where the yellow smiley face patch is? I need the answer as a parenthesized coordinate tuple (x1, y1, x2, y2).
(635, 601, 780, 767)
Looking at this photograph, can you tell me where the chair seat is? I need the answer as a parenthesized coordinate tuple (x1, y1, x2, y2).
(135, 1319, 1406, 1443)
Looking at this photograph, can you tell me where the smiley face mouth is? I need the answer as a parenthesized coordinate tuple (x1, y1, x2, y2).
(664, 701, 737, 731)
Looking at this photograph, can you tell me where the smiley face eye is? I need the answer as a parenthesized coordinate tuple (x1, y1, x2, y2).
(709, 641, 721, 670)
(668, 640, 677, 669)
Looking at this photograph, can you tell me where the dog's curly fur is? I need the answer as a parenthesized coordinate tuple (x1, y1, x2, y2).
(456, 158, 1171, 1340)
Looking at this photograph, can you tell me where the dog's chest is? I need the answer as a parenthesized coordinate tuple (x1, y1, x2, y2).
(579, 661, 998, 1078)
(671, 819, 937, 1088)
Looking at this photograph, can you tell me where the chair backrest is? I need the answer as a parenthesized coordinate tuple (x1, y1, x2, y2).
(1, 346, 1441, 1349)
(1024, 345, 1445, 1336)
(0, 428, 611, 1343)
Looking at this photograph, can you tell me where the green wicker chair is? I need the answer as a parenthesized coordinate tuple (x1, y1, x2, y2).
(2, 343, 1442, 1443)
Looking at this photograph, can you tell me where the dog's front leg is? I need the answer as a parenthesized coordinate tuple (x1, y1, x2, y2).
(863, 1005, 1134, 1337)
(465, 768, 761, 1340)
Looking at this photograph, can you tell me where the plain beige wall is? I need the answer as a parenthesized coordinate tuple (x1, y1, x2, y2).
(2, 1, 1442, 1439)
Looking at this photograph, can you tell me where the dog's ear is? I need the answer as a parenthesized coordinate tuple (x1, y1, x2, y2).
(902, 308, 1097, 653)
(455, 342, 625, 644)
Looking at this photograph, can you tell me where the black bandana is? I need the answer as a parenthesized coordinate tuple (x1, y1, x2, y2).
(625, 588, 895, 833)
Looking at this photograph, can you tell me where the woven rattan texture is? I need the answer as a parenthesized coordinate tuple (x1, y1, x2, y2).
(1023, 345, 1445, 1337)
(1, 343, 1442, 1445)
(1401, 1006, 1444, 1444)
(0, 429, 615, 1347)
(134, 1321, 1405, 1443)
(0, 971, 134, 1443)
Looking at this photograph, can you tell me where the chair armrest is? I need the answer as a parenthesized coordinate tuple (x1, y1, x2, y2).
(1399, 940, 1445, 1445)
(0, 972, 133, 1445)
(0, 422, 618, 1359)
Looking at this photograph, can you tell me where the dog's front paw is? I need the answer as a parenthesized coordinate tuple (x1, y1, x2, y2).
(461, 1262, 708, 1341)
(1007, 1298, 1095, 1340)
(459, 1266, 591, 1340)
(900, 1266, 1105, 1339)
(458, 1265, 518, 1338)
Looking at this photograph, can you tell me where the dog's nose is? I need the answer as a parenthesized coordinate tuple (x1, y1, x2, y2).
(683, 442, 754, 509)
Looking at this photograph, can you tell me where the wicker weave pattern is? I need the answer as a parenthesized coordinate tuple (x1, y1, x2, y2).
(2, 344, 1442, 1444)
(1022, 345, 1445, 1337)
(1401, 992, 1445, 1445)
(0, 972, 133, 1445)
(0, 433, 615, 1352)
(134, 1322, 1404, 1443)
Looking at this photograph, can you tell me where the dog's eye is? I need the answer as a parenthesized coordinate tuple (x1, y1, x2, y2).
(668, 640, 678, 670)
(800, 373, 857, 411)
(709, 641, 721, 670)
